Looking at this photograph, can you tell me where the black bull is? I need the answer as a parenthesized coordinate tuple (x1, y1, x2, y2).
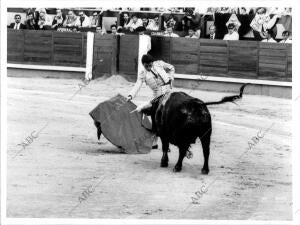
(141, 84, 248, 174)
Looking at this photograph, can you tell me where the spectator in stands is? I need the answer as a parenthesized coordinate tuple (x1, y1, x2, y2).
(223, 23, 239, 40)
(240, 7, 248, 15)
(63, 10, 77, 28)
(250, 7, 272, 40)
(164, 25, 179, 37)
(206, 25, 221, 39)
(226, 13, 241, 32)
(182, 8, 201, 38)
(164, 16, 179, 30)
(95, 26, 107, 35)
(110, 24, 124, 36)
(52, 9, 66, 30)
(185, 27, 198, 39)
(261, 29, 277, 43)
(142, 18, 149, 29)
(121, 13, 131, 28)
(25, 12, 37, 30)
(127, 14, 143, 32)
(8, 14, 26, 30)
(76, 11, 91, 28)
(279, 31, 292, 43)
(37, 8, 52, 29)
(90, 12, 100, 27)
(146, 16, 160, 31)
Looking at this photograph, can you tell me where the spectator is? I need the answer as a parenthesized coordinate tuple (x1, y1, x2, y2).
(76, 11, 91, 28)
(37, 8, 52, 29)
(25, 12, 37, 30)
(164, 25, 179, 37)
(63, 10, 77, 28)
(239, 7, 248, 15)
(223, 23, 239, 40)
(261, 29, 277, 42)
(142, 18, 149, 29)
(164, 16, 179, 30)
(185, 27, 198, 38)
(52, 9, 66, 30)
(125, 14, 143, 32)
(8, 14, 26, 29)
(206, 25, 221, 39)
(95, 26, 107, 35)
(90, 12, 100, 27)
(182, 8, 201, 38)
(110, 24, 124, 36)
(120, 13, 131, 28)
(146, 16, 160, 31)
(226, 13, 241, 32)
(279, 31, 292, 43)
(250, 7, 277, 40)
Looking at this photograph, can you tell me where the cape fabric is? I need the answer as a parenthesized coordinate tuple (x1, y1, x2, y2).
(89, 94, 154, 154)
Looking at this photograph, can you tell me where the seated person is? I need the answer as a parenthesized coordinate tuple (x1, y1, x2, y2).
(110, 24, 125, 36)
(124, 14, 143, 32)
(146, 16, 160, 31)
(279, 31, 292, 43)
(223, 23, 239, 40)
(164, 16, 179, 30)
(120, 13, 131, 28)
(25, 12, 37, 30)
(164, 25, 179, 37)
(95, 26, 107, 35)
(261, 29, 277, 43)
(205, 24, 221, 39)
(185, 28, 198, 38)
(52, 9, 66, 30)
(182, 8, 201, 38)
(142, 18, 149, 28)
(37, 8, 52, 29)
(90, 12, 100, 27)
(76, 11, 91, 28)
(63, 10, 77, 28)
(8, 14, 26, 29)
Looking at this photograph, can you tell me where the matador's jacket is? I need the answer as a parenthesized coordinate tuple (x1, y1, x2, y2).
(129, 60, 175, 100)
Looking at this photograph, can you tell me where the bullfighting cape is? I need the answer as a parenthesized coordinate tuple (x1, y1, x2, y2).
(89, 94, 154, 154)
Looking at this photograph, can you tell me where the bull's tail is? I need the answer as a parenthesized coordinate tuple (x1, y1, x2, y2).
(204, 83, 249, 106)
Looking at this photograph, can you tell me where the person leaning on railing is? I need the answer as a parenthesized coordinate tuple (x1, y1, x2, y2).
(75, 11, 91, 28)
(51, 9, 66, 30)
(63, 10, 77, 28)
(8, 14, 26, 30)
(223, 23, 239, 40)
(25, 12, 37, 30)
(36, 8, 52, 30)
(279, 31, 292, 44)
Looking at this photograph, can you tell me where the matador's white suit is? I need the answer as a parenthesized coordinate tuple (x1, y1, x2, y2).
(129, 60, 175, 112)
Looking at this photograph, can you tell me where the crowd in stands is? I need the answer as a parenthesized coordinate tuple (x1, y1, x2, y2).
(8, 7, 292, 43)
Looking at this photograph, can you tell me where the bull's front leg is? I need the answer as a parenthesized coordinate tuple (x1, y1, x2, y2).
(160, 137, 169, 167)
(173, 145, 188, 172)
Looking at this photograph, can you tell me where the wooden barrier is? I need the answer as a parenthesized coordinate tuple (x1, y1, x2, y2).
(7, 30, 292, 81)
(150, 36, 292, 81)
(92, 34, 117, 77)
(7, 29, 87, 67)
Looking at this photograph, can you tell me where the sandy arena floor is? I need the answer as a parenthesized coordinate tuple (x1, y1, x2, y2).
(6, 75, 292, 220)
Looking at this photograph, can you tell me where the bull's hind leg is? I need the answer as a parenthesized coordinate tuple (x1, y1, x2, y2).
(160, 137, 169, 167)
(199, 129, 212, 174)
(173, 145, 188, 172)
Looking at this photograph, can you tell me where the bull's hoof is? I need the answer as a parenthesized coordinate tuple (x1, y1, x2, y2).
(201, 168, 209, 175)
(173, 165, 182, 172)
(160, 161, 168, 167)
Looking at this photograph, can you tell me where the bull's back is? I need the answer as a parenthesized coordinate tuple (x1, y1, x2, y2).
(158, 92, 211, 145)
